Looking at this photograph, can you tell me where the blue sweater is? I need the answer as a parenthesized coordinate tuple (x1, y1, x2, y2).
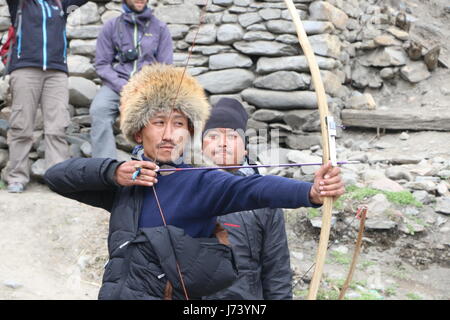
(139, 162, 317, 238)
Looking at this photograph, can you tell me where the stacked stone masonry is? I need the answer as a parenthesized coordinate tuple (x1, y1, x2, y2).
(0, 0, 444, 176)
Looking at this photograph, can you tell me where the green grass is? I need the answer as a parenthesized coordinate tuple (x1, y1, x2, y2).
(354, 279, 368, 288)
(410, 216, 429, 227)
(293, 289, 308, 299)
(403, 216, 430, 235)
(385, 191, 423, 207)
(301, 278, 373, 300)
(315, 278, 375, 300)
(355, 290, 384, 300)
(307, 207, 320, 219)
(359, 260, 376, 271)
(328, 278, 367, 291)
(317, 289, 340, 300)
(329, 250, 351, 265)
(335, 197, 344, 210)
(295, 287, 341, 300)
(341, 185, 423, 207)
(406, 223, 416, 235)
(389, 269, 410, 280)
(327, 278, 346, 290)
(406, 293, 423, 300)
(344, 185, 380, 200)
(0, 180, 5, 190)
(384, 285, 398, 297)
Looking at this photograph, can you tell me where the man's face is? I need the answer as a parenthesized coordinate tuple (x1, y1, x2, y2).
(134, 110, 191, 163)
(202, 128, 247, 167)
(125, 0, 148, 12)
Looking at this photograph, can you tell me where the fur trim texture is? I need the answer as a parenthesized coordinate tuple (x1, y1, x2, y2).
(120, 64, 211, 143)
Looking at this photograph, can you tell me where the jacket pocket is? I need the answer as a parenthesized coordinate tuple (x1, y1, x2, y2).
(184, 241, 238, 297)
(102, 257, 122, 283)
(137, 262, 168, 298)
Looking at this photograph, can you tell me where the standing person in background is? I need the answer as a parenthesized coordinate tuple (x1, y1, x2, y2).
(202, 98, 293, 300)
(90, 0, 173, 159)
(4, 0, 89, 193)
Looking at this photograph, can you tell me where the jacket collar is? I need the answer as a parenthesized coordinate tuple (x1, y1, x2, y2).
(133, 146, 186, 168)
(122, 6, 153, 26)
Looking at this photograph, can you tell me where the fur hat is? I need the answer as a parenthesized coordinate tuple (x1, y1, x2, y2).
(120, 64, 211, 144)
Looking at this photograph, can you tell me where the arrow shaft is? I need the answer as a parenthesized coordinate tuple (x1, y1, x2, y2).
(158, 161, 359, 173)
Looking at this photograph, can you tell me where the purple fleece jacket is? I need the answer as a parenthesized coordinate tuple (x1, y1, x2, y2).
(95, 7, 173, 94)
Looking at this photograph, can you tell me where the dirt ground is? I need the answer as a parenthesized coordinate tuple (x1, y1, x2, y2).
(0, 184, 109, 300)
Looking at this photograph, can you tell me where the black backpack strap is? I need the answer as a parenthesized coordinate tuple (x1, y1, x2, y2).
(114, 15, 125, 63)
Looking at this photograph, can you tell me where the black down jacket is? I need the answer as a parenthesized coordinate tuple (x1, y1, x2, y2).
(44, 158, 237, 300)
(205, 169, 292, 300)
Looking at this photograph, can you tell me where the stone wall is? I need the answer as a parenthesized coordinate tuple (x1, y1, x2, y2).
(0, 0, 441, 178)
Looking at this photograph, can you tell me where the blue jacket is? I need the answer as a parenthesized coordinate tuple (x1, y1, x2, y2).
(6, 0, 88, 74)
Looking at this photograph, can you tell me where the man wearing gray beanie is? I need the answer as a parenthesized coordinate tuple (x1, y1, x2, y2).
(202, 98, 292, 300)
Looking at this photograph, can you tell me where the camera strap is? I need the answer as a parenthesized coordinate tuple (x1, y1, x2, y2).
(115, 14, 151, 59)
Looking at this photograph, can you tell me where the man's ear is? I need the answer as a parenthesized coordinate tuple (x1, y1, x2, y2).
(134, 131, 143, 144)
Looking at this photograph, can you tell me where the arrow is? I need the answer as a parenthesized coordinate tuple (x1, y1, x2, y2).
(156, 161, 360, 175)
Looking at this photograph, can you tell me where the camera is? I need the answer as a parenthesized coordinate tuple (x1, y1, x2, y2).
(119, 48, 139, 63)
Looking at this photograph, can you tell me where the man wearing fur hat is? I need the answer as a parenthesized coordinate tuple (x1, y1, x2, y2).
(202, 98, 292, 300)
(90, 0, 173, 159)
(44, 64, 344, 300)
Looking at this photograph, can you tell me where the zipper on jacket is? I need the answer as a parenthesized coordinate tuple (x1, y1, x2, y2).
(133, 186, 144, 235)
(131, 14, 138, 77)
(119, 241, 130, 249)
(17, 27, 22, 59)
(37, 0, 48, 71)
(15, 0, 25, 59)
(63, 29, 67, 63)
(44, 1, 52, 18)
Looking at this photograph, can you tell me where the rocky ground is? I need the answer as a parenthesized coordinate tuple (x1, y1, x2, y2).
(0, 129, 449, 300)
(285, 129, 450, 300)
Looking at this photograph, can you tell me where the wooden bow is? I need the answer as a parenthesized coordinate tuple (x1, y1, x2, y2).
(155, 0, 337, 300)
(283, 0, 337, 300)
